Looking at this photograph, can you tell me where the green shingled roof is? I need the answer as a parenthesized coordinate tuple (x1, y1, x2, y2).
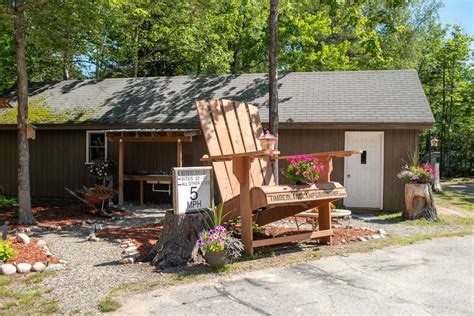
(5, 70, 435, 126)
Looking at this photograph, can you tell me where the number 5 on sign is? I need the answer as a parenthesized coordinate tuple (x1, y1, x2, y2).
(173, 167, 213, 214)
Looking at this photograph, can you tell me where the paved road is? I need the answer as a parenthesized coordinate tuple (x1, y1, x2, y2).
(443, 183, 474, 194)
(116, 236, 474, 315)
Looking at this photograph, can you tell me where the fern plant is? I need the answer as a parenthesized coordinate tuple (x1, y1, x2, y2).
(0, 241, 15, 262)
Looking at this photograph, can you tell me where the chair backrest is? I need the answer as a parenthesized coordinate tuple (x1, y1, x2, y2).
(196, 99, 275, 201)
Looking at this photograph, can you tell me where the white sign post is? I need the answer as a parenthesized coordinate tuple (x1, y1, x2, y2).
(173, 167, 213, 214)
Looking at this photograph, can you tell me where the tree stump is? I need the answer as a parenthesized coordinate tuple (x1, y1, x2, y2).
(147, 211, 208, 270)
(403, 183, 438, 221)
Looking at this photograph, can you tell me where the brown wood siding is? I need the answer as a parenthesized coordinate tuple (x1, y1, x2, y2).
(0, 128, 418, 211)
(383, 129, 419, 211)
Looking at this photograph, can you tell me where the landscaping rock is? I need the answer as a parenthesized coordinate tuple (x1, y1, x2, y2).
(88, 236, 100, 242)
(120, 253, 139, 264)
(45, 264, 64, 272)
(122, 246, 137, 255)
(46, 251, 54, 257)
(378, 229, 387, 236)
(372, 234, 382, 240)
(16, 263, 32, 274)
(358, 236, 368, 242)
(58, 259, 68, 265)
(16, 233, 30, 244)
(1, 264, 16, 275)
(37, 239, 47, 247)
(32, 262, 46, 272)
(31, 226, 44, 232)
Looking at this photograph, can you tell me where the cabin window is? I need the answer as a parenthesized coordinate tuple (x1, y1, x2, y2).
(86, 131, 107, 163)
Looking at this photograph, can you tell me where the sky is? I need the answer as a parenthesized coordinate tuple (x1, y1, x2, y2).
(439, 0, 473, 35)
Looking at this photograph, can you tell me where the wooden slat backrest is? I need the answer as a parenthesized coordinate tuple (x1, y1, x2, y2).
(196, 100, 237, 200)
(196, 99, 276, 201)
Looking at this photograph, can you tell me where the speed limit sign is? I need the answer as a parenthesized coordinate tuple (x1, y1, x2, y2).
(172, 166, 213, 214)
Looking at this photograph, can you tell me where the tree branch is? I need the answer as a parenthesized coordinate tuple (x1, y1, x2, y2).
(17, 0, 48, 12)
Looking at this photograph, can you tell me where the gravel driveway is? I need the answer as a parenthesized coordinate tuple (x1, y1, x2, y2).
(36, 205, 168, 313)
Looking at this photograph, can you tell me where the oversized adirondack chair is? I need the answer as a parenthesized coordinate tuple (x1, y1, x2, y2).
(196, 99, 361, 255)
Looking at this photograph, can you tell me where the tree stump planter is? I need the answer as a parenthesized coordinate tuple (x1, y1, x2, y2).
(403, 183, 438, 221)
(147, 211, 208, 270)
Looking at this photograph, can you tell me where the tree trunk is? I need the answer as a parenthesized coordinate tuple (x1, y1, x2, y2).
(269, 0, 279, 184)
(133, 26, 139, 78)
(403, 183, 438, 221)
(62, 53, 70, 80)
(14, 6, 34, 225)
(148, 211, 208, 270)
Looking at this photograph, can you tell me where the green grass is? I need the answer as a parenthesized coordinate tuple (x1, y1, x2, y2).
(373, 211, 404, 223)
(98, 295, 121, 313)
(0, 195, 17, 206)
(0, 275, 59, 314)
(434, 190, 474, 212)
(22, 272, 48, 285)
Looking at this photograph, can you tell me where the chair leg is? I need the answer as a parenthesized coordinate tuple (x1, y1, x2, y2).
(318, 203, 332, 244)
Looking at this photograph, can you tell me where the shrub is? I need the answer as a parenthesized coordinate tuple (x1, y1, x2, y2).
(0, 241, 15, 262)
(0, 195, 18, 206)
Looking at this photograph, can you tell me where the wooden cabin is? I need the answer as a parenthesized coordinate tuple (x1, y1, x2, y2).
(0, 70, 434, 211)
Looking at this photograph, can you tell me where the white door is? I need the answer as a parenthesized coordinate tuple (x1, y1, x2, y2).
(344, 132, 384, 209)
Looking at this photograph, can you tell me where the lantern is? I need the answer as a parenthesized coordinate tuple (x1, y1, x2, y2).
(259, 130, 277, 153)
(430, 137, 439, 148)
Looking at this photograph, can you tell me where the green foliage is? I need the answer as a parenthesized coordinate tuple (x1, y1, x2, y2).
(0, 0, 471, 177)
(0, 241, 15, 262)
(0, 97, 97, 124)
(209, 203, 225, 228)
(0, 195, 17, 206)
(98, 295, 121, 312)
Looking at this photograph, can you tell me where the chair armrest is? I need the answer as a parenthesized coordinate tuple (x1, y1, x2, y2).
(276, 150, 362, 160)
(201, 150, 280, 162)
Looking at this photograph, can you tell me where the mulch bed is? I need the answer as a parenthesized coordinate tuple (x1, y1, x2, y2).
(6, 237, 58, 265)
(0, 203, 127, 230)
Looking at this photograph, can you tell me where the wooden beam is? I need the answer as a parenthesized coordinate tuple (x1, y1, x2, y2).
(118, 139, 124, 206)
(277, 150, 362, 160)
(252, 229, 333, 248)
(107, 136, 193, 143)
(177, 139, 183, 167)
(201, 150, 280, 162)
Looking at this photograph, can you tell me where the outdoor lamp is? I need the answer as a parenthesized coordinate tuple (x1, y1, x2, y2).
(259, 130, 277, 153)
(430, 137, 439, 148)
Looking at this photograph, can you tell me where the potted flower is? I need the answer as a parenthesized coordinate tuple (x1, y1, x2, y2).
(397, 152, 437, 220)
(197, 203, 244, 267)
(282, 155, 324, 184)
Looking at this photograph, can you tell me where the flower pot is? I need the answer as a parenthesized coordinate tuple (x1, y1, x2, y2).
(204, 251, 228, 267)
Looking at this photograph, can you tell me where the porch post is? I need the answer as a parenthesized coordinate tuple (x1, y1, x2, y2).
(177, 138, 183, 167)
(118, 138, 124, 206)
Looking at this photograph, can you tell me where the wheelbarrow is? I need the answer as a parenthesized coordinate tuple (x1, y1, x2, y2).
(65, 185, 115, 217)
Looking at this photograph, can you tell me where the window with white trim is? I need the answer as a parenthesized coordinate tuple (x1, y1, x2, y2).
(86, 131, 107, 163)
